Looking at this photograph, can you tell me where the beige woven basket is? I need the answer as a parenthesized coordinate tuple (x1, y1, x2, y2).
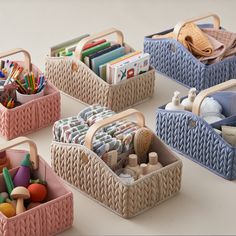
(51, 109, 182, 218)
(45, 28, 155, 112)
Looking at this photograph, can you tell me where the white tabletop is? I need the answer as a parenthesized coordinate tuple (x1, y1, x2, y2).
(0, 0, 236, 235)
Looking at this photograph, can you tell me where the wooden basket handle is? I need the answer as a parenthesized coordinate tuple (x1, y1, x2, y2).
(192, 79, 236, 115)
(84, 109, 145, 150)
(173, 13, 220, 39)
(0, 137, 39, 170)
(0, 48, 31, 72)
(75, 28, 124, 60)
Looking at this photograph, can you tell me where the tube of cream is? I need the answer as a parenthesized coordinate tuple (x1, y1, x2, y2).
(222, 125, 236, 147)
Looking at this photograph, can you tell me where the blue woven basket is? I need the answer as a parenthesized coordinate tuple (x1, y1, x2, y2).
(144, 14, 236, 91)
(156, 80, 236, 180)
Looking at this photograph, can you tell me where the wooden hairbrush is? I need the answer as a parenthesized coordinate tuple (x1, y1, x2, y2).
(134, 127, 153, 163)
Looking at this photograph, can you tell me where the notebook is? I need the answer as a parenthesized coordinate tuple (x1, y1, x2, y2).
(51, 34, 89, 56)
(91, 47, 126, 75)
(81, 42, 111, 61)
(84, 44, 121, 68)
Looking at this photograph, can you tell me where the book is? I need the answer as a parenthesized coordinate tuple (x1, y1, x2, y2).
(50, 34, 89, 56)
(112, 53, 150, 84)
(106, 51, 141, 83)
(91, 47, 125, 75)
(83, 39, 106, 51)
(84, 44, 121, 68)
(99, 51, 141, 82)
(81, 42, 111, 61)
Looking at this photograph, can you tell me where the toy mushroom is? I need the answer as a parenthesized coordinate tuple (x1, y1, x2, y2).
(10, 187, 30, 215)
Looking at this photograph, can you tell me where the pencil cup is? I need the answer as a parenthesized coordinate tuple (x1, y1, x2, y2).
(16, 88, 44, 104)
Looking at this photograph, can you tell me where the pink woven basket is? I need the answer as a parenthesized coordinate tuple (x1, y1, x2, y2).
(0, 49, 61, 140)
(0, 137, 73, 236)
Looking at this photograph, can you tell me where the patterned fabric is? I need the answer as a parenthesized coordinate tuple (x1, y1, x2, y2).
(52, 105, 138, 157)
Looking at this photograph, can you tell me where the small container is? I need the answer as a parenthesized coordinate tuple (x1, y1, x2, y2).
(116, 168, 138, 184)
(147, 152, 163, 173)
(181, 88, 197, 112)
(16, 88, 44, 104)
(139, 163, 148, 178)
(165, 91, 185, 111)
(125, 154, 141, 175)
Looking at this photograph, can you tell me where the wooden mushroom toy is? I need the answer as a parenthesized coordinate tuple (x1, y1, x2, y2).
(10, 186, 30, 215)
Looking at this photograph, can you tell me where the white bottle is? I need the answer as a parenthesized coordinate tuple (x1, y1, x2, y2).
(165, 91, 185, 111)
(125, 154, 141, 176)
(181, 88, 197, 112)
(147, 152, 163, 173)
(139, 163, 148, 179)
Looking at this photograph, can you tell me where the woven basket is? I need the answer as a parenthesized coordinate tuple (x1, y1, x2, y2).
(0, 49, 61, 140)
(144, 13, 236, 91)
(51, 109, 182, 218)
(0, 137, 73, 236)
(45, 28, 155, 112)
(156, 79, 236, 180)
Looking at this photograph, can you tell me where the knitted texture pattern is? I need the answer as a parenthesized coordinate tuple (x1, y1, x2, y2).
(0, 150, 73, 236)
(45, 48, 155, 112)
(51, 141, 182, 218)
(156, 108, 236, 180)
(0, 82, 60, 140)
(144, 27, 236, 91)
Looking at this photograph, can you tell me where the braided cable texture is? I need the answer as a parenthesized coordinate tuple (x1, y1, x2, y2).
(45, 56, 155, 112)
(144, 37, 236, 91)
(51, 141, 182, 218)
(156, 109, 235, 180)
(0, 82, 60, 140)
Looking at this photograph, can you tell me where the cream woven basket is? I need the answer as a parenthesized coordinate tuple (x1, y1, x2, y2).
(45, 28, 155, 112)
(51, 109, 182, 218)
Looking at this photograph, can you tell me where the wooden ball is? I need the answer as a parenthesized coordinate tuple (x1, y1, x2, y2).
(0, 203, 16, 217)
(28, 184, 47, 202)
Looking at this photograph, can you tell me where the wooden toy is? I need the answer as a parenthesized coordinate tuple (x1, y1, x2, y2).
(2, 168, 14, 196)
(13, 154, 31, 187)
(0, 203, 16, 217)
(11, 186, 30, 215)
(28, 182, 47, 202)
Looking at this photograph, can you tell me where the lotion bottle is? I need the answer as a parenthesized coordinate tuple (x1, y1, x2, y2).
(181, 88, 197, 112)
(139, 163, 148, 179)
(165, 91, 184, 111)
(125, 154, 141, 176)
(147, 152, 163, 173)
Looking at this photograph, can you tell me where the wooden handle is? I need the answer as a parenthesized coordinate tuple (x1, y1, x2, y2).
(173, 13, 220, 39)
(192, 79, 236, 115)
(0, 137, 39, 170)
(84, 109, 145, 150)
(0, 48, 31, 72)
(75, 28, 124, 60)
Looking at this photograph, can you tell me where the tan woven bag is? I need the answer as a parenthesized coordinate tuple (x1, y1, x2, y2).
(51, 109, 182, 218)
(45, 28, 155, 112)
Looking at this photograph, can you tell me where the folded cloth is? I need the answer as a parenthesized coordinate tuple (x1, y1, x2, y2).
(152, 23, 214, 57)
(202, 28, 236, 61)
(152, 23, 236, 64)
